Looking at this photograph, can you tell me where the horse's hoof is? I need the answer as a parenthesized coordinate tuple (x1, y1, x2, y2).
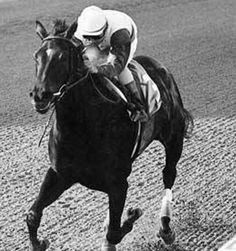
(127, 208, 143, 222)
(101, 239, 116, 251)
(158, 227, 176, 245)
(29, 239, 50, 251)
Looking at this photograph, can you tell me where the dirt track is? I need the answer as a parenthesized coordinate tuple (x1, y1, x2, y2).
(0, 0, 235, 250)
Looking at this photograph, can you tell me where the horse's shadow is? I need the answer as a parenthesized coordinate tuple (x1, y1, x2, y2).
(132, 240, 188, 251)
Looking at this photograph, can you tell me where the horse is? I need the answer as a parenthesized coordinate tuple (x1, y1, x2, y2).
(27, 19, 193, 251)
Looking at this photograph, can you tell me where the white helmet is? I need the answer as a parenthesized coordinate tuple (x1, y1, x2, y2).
(76, 6, 107, 37)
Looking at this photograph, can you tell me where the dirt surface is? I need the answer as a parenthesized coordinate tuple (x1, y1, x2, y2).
(0, 0, 235, 250)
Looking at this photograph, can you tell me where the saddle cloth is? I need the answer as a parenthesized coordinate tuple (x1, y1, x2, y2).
(128, 59, 162, 117)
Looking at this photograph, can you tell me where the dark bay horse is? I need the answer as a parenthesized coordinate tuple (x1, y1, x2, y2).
(27, 20, 193, 251)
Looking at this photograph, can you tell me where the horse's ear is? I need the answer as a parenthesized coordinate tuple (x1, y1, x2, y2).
(36, 20, 48, 40)
(65, 21, 78, 39)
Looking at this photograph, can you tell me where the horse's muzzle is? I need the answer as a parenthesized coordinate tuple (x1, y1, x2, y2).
(30, 90, 53, 114)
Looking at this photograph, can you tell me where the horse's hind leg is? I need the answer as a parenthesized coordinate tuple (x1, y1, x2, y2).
(26, 168, 72, 251)
(159, 132, 184, 245)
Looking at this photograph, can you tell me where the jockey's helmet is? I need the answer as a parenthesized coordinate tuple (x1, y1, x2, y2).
(75, 6, 107, 40)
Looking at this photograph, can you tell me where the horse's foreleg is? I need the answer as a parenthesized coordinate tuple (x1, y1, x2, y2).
(26, 168, 71, 251)
(159, 134, 183, 245)
(106, 182, 128, 246)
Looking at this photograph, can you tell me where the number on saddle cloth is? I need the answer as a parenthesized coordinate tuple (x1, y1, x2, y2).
(128, 60, 162, 117)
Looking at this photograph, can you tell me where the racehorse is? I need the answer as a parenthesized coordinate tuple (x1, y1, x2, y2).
(27, 19, 193, 251)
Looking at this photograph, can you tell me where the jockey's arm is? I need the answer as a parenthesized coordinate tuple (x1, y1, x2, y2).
(110, 29, 131, 74)
(97, 29, 131, 79)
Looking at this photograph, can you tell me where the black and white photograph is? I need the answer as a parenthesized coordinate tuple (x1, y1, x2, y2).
(0, 0, 235, 250)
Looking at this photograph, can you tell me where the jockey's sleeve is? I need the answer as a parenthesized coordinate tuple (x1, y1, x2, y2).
(110, 29, 131, 75)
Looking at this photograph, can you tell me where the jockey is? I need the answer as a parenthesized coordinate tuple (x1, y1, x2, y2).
(74, 5, 148, 122)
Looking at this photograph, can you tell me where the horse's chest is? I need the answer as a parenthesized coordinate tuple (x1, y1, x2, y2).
(52, 142, 114, 191)
(77, 166, 108, 191)
(49, 121, 129, 191)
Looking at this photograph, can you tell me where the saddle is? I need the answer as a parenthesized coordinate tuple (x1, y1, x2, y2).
(128, 60, 162, 117)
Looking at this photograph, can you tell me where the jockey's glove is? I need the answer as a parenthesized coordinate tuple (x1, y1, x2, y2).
(97, 63, 117, 79)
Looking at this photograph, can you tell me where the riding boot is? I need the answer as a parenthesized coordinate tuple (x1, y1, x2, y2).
(126, 80, 148, 122)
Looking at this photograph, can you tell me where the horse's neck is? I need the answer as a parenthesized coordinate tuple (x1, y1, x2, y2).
(54, 83, 82, 130)
(54, 75, 124, 133)
(54, 76, 95, 129)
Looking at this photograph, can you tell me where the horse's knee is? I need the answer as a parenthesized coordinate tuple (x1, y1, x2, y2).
(26, 210, 42, 229)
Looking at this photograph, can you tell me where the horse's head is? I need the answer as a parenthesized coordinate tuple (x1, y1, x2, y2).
(30, 20, 83, 114)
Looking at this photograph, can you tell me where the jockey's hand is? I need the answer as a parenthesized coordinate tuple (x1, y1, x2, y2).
(83, 59, 98, 73)
(97, 63, 117, 79)
(126, 102, 136, 111)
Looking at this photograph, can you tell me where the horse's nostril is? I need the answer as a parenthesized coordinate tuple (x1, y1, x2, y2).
(30, 89, 52, 102)
(34, 94, 41, 102)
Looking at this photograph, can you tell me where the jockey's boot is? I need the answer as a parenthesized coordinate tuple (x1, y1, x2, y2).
(126, 80, 148, 122)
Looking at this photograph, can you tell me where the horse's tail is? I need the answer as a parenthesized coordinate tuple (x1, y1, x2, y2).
(170, 73, 194, 139)
(133, 55, 194, 138)
(181, 107, 194, 139)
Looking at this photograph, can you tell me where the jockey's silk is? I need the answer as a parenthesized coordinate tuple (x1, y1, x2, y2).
(76, 10, 137, 56)
(77, 9, 139, 86)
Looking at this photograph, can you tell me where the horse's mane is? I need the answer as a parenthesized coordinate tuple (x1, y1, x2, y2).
(51, 19, 69, 35)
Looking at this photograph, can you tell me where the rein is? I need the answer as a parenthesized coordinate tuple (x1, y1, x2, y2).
(52, 72, 89, 102)
(89, 75, 123, 104)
